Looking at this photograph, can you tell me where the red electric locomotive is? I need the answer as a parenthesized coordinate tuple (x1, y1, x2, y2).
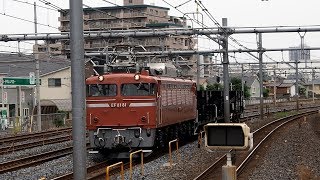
(86, 64, 197, 157)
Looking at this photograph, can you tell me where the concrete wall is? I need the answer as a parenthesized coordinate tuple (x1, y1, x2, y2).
(40, 68, 71, 100)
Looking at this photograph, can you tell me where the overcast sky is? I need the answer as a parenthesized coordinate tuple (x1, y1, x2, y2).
(1, 0, 320, 66)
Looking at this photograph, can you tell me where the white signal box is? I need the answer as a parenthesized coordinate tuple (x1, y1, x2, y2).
(204, 123, 253, 150)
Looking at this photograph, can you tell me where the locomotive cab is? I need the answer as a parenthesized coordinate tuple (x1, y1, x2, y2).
(86, 70, 159, 157)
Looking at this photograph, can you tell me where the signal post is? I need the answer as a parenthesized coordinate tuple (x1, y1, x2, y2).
(204, 123, 253, 180)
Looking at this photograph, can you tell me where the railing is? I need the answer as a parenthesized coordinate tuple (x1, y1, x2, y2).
(167, 139, 179, 168)
(129, 149, 144, 180)
(106, 162, 124, 180)
(245, 97, 318, 106)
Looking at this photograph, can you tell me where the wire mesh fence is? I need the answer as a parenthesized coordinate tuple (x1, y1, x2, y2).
(5, 113, 70, 134)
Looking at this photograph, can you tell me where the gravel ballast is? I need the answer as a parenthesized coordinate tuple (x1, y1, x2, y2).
(1, 110, 319, 179)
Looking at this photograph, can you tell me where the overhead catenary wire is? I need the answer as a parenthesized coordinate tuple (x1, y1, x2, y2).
(12, 0, 57, 11)
(193, 0, 264, 63)
(0, 12, 58, 30)
(38, 0, 67, 13)
(163, 0, 254, 64)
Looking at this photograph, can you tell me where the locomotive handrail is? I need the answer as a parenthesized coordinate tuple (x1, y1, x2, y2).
(106, 161, 124, 180)
(129, 149, 144, 180)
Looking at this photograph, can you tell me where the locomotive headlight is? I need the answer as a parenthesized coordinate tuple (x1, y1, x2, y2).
(134, 129, 140, 138)
(134, 74, 140, 81)
(98, 75, 104, 82)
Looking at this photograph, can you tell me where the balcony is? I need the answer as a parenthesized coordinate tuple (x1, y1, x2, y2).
(58, 15, 89, 22)
(123, 12, 146, 18)
(89, 14, 121, 20)
(59, 25, 89, 32)
(58, 26, 69, 32)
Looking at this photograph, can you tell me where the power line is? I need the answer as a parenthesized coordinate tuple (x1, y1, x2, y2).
(162, 0, 253, 63)
(0, 43, 33, 51)
(38, 0, 66, 13)
(174, 0, 192, 8)
(0, 12, 58, 29)
(11, 0, 57, 11)
(194, 1, 258, 56)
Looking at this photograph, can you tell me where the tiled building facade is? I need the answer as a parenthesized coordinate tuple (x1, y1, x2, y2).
(58, 0, 196, 76)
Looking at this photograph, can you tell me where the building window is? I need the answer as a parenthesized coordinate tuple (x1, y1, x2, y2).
(252, 87, 256, 94)
(48, 78, 61, 87)
(129, 0, 132, 3)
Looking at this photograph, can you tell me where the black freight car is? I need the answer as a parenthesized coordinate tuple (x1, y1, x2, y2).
(197, 90, 244, 124)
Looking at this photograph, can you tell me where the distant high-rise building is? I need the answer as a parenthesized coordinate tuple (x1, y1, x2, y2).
(289, 45, 310, 62)
(55, 0, 197, 77)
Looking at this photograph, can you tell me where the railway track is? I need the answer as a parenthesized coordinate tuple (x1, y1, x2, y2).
(0, 101, 316, 179)
(52, 160, 111, 180)
(0, 134, 72, 155)
(193, 110, 317, 180)
(0, 146, 73, 174)
(0, 128, 72, 146)
(51, 105, 319, 180)
(242, 104, 320, 121)
(53, 151, 163, 180)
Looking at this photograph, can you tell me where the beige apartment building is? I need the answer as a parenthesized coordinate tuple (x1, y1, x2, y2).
(35, 0, 197, 77)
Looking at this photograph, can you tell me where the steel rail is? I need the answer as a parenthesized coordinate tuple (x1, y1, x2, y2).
(236, 110, 317, 175)
(52, 160, 111, 180)
(0, 135, 72, 155)
(194, 110, 318, 180)
(0, 128, 72, 145)
(0, 146, 73, 174)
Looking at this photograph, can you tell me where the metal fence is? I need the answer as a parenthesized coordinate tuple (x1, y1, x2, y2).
(245, 97, 318, 106)
(245, 98, 287, 106)
(5, 113, 69, 133)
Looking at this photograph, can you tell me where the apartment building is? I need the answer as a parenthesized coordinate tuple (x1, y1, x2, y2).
(33, 40, 63, 59)
(57, 0, 197, 76)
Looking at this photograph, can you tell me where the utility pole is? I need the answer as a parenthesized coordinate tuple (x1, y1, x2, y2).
(222, 18, 230, 123)
(34, 2, 41, 131)
(34, 2, 37, 45)
(70, 0, 87, 179)
(241, 64, 244, 93)
(273, 66, 276, 106)
(196, 54, 200, 90)
(258, 33, 264, 120)
(295, 58, 299, 111)
(312, 70, 315, 103)
(35, 55, 41, 131)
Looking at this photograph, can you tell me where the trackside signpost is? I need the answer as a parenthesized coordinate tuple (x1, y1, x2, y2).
(1, 76, 40, 130)
(204, 123, 253, 180)
(3, 77, 36, 86)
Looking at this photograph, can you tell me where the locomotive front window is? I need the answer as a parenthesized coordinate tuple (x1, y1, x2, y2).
(121, 83, 156, 96)
(87, 84, 117, 97)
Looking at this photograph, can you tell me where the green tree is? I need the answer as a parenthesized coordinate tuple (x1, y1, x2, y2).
(263, 88, 270, 97)
(230, 77, 250, 99)
(230, 77, 242, 90)
(207, 83, 223, 90)
(244, 86, 251, 99)
(199, 85, 205, 91)
(299, 86, 306, 96)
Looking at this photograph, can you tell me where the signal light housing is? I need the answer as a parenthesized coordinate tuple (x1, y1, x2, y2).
(204, 123, 252, 150)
